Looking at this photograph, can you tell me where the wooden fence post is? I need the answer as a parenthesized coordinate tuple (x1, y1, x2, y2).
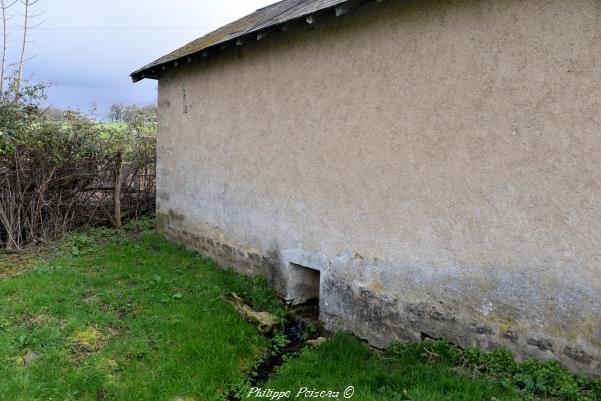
(113, 151, 123, 230)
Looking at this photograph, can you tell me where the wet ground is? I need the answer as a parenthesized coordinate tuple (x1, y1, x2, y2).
(229, 298, 322, 399)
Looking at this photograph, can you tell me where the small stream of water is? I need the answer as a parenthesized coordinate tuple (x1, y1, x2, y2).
(228, 300, 321, 400)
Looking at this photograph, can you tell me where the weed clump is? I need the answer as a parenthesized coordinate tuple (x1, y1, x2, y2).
(387, 341, 601, 401)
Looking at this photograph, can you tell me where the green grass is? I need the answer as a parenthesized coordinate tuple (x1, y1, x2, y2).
(0, 228, 283, 401)
(98, 122, 127, 131)
(98, 122, 127, 128)
(262, 333, 523, 401)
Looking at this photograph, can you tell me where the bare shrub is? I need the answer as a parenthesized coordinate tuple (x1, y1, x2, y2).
(0, 79, 156, 250)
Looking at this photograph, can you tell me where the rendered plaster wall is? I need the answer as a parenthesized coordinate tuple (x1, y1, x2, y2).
(155, 0, 601, 375)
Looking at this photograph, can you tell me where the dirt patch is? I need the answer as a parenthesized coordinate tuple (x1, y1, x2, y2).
(0, 254, 37, 279)
(95, 389, 108, 401)
(17, 313, 49, 329)
(107, 326, 122, 337)
(83, 292, 98, 304)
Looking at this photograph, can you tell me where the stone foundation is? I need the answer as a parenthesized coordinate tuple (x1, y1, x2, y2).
(157, 212, 286, 294)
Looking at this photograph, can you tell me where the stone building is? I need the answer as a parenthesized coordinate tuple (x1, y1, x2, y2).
(131, 0, 601, 375)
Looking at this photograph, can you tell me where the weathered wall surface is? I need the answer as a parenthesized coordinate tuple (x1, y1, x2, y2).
(156, 0, 601, 375)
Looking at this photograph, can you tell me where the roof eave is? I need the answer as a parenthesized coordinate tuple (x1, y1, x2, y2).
(130, 23, 283, 83)
(131, 73, 158, 83)
(131, 0, 366, 83)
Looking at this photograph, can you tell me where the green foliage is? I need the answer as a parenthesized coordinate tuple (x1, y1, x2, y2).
(70, 234, 91, 257)
(463, 347, 517, 375)
(124, 216, 155, 233)
(0, 79, 112, 161)
(97, 107, 156, 164)
(0, 78, 48, 155)
(387, 341, 600, 401)
(463, 347, 595, 399)
(272, 333, 290, 354)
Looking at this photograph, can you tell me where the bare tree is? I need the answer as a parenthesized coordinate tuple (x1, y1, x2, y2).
(108, 102, 125, 122)
(15, 0, 42, 93)
(123, 104, 157, 124)
(0, 0, 16, 94)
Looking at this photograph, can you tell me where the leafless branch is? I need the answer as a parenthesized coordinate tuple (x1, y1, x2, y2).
(15, 0, 42, 94)
(0, 0, 17, 93)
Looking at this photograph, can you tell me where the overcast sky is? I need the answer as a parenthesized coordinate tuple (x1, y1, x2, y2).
(6, 0, 273, 118)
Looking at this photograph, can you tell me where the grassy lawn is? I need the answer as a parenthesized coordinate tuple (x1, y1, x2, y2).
(263, 333, 522, 401)
(0, 226, 596, 401)
(0, 228, 283, 401)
